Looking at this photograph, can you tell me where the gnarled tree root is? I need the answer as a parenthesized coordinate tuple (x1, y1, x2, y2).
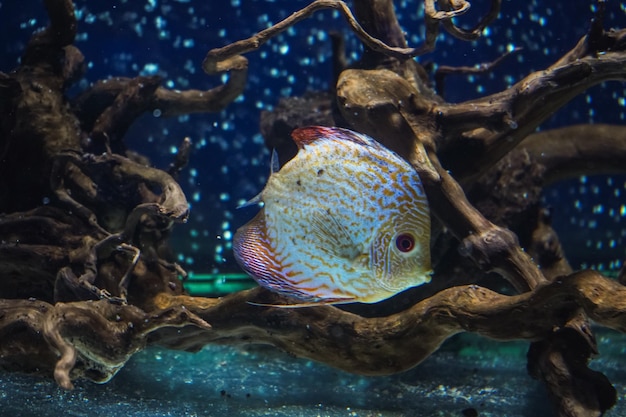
(149, 270, 622, 375)
(0, 298, 210, 390)
(3, 270, 621, 391)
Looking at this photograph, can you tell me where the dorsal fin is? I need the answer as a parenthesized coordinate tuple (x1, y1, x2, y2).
(291, 126, 379, 149)
(291, 126, 326, 148)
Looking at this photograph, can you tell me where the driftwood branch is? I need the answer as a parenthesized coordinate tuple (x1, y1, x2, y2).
(2, 269, 621, 385)
(202, 0, 499, 75)
(435, 25, 626, 180)
(521, 124, 626, 183)
(149, 270, 626, 364)
(434, 47, 521, 95)
(0, 298, 210, 390)
(420, 0, 501, 55)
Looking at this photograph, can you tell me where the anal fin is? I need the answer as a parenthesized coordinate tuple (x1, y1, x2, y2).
(247, 296, 356, 308)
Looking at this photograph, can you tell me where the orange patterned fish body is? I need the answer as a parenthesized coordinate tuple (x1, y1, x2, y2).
(233, 126, 431, 304)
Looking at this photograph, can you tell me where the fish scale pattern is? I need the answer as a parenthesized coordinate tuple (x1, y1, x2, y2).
(234, 126, 432, 304)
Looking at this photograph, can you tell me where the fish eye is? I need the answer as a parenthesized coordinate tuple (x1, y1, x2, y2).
(395, 233, 415, 253)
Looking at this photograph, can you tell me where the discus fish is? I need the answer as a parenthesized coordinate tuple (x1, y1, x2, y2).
(233, 126, 432, 305)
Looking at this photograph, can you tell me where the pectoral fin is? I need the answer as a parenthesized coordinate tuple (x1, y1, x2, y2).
(308, 208, 359, 260)
(237, 192, 263, 208)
